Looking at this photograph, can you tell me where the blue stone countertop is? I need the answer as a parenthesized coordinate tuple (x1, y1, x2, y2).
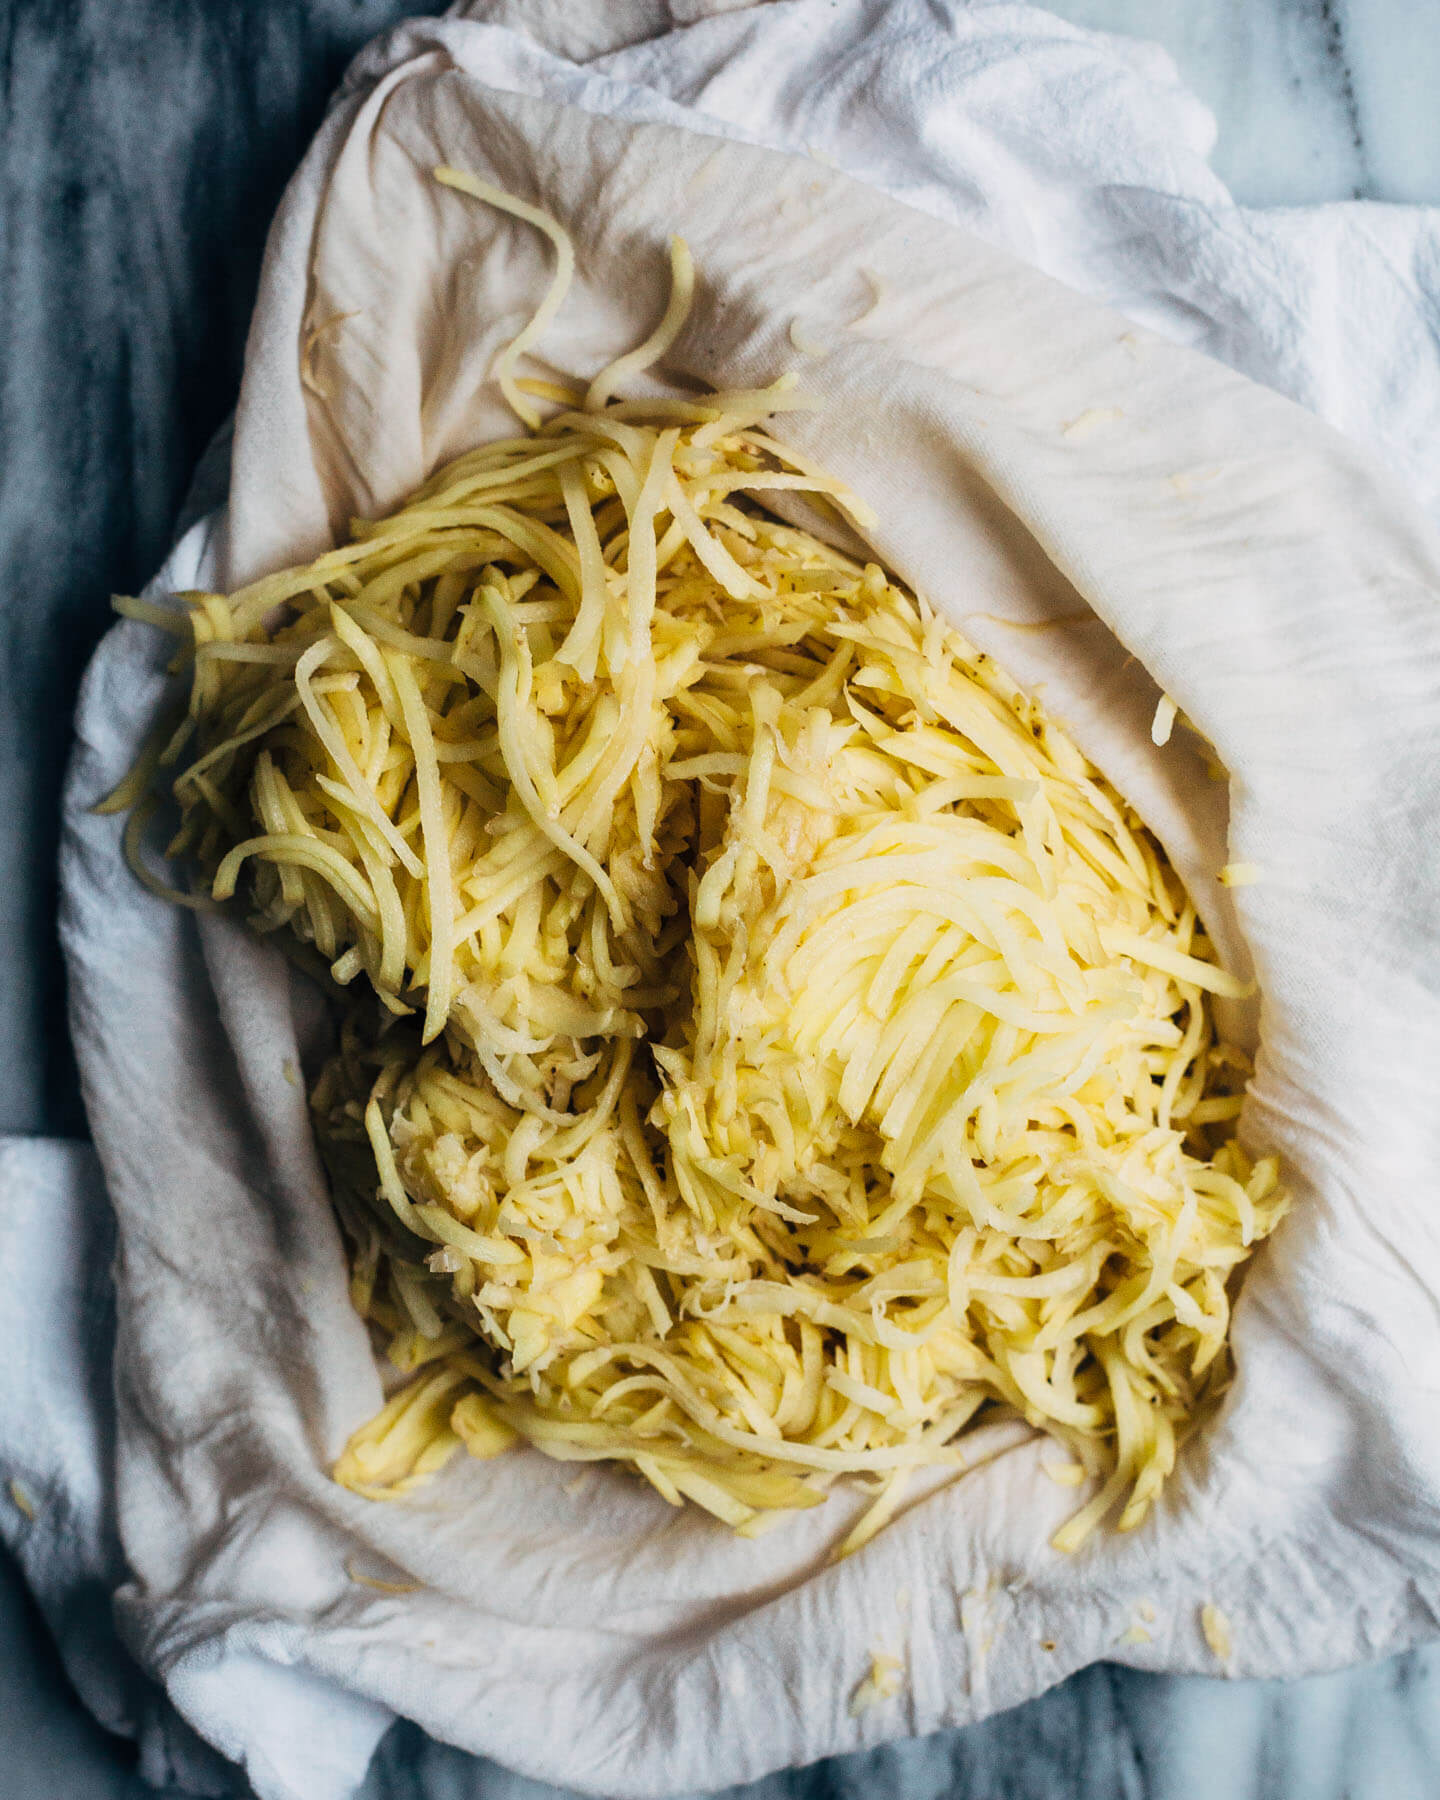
(4, 3, 1440, 1797)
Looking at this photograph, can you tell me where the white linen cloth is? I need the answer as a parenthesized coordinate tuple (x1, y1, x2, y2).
(6, 2, 1440, 1796)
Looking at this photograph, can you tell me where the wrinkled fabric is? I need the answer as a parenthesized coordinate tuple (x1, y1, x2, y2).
(6, 3, 1440, 1797)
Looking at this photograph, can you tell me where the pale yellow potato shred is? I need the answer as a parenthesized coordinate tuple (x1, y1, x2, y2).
(119, 189, 1287, 1553)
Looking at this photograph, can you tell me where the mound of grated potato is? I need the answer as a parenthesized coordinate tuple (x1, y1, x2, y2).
(112, 180, 1286, 1553)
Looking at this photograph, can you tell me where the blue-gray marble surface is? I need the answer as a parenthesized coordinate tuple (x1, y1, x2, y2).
(4, 2, 1440, 1795)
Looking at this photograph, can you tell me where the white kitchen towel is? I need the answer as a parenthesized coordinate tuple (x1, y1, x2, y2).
(7, 3, 1440, 1798)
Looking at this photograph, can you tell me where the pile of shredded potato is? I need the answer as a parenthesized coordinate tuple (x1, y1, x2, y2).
(113, 172, 1286, 1552)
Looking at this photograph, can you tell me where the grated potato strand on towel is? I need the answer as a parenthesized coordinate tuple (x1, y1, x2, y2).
(114, 190, 1286, 1551)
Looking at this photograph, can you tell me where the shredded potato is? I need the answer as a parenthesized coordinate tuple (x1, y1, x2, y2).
(114, 175, 1287, 1551)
